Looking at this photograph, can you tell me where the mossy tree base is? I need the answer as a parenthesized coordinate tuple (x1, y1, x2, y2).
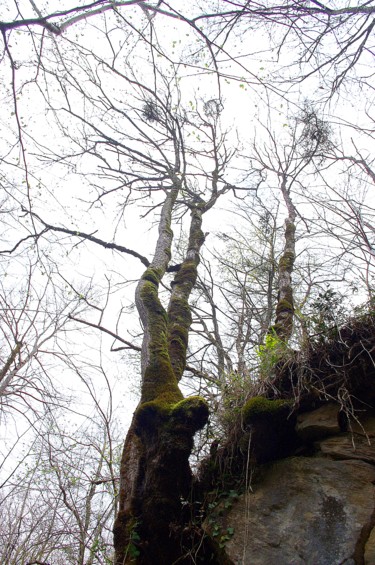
(114, 396, 209, 565)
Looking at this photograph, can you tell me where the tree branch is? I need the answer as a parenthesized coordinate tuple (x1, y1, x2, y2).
(68, 314, 141, 352)
(0, 1, 180, 34)
(22, 207, 150, 267)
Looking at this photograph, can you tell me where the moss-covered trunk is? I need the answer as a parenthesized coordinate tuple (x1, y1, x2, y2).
(271, 174, 296, 343)
(113, 186, 209, 564)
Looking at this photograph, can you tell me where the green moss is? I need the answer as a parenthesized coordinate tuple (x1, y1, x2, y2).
(140, 274, 181, 404)
(278, 251, 295, 271)
(168, 296, 191, 379)
(167, 260, 198, 381)
(270, 322, 285, 337)
(140, 279, 160, 306)
(135, 399, 170, 433)
(169, 297, 191, 326)
(136, 395, 209, 435)
(173, 260, 197, 289)
(142, 365, 183, 404)
(194, 226, 205, 248)
(164, 224, 173, 238)
(285, 221, 296, 239)
(276, 298, 294, 315)
(141, 266, 162, 286)
(164, 247, 172, 261)
(242, 396, 291, 425)
(171, 396, 209, 431)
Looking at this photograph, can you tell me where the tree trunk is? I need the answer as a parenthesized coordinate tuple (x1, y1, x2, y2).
(113, 188, 209, 564)
(272, 175, 297, 343)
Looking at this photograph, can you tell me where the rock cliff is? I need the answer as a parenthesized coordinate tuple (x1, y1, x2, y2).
(201, 312, 375, 565)
(205, 405, 375, 565)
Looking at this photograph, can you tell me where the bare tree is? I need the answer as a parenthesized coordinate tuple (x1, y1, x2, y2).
(249, 105, 333, 343)
(15, 49, 236, 559)
(187, 198, 280, 384)
(0, 257, 92, 423)
(0, 403, 120, 565)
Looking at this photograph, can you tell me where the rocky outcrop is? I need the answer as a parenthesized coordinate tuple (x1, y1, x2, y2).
(202, 314, 375, 564)
(296, 403, 343, 440)
(205, 404, 375, 565)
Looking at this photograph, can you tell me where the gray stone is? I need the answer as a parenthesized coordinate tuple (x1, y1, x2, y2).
(318, 433, 375, 464)
(296, 404, 340, 441)
(206, 457, 375, 565)
(365, 526, 375, 565)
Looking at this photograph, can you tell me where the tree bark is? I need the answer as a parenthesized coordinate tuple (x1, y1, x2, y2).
(113, 188, 209, 564)
(272, 174, 297, 343)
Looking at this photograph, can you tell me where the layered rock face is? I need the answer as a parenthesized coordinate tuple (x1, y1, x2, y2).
(206, 405, 375, 565)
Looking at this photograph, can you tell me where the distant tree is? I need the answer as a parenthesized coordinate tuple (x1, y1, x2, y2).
(0, 404, 120, 565)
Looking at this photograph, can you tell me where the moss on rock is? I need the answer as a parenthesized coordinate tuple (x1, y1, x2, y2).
(240, 397, 298, 464)
(242, 397, 291, 425)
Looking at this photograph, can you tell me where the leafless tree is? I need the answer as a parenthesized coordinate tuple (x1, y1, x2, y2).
(0, 367, 120, 565)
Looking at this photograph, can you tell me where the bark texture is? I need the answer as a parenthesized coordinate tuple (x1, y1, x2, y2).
(113, 186, 209, 564)
(272, 175, 296, 343)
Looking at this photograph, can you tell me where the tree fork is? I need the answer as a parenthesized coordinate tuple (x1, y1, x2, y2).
(113, 195, 209, 564)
